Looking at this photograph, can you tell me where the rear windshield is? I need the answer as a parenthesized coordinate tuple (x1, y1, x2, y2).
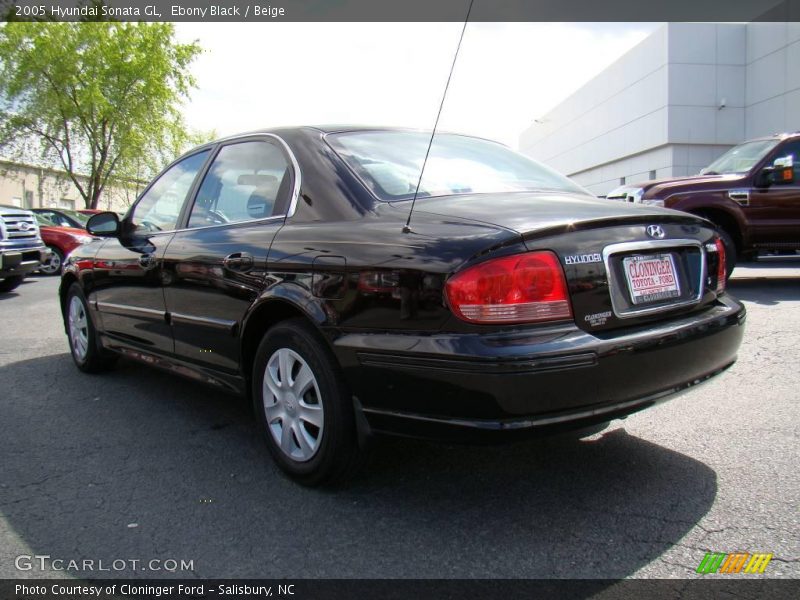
(327, 131, 590, 201)
(703, 139, 780, 175)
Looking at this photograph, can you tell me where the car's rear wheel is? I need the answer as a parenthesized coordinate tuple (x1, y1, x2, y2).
(66, 283, 117, 373)
(252, 319, 361, 486)
(39, 247, 63, 276)
(0, 275, 25, 293)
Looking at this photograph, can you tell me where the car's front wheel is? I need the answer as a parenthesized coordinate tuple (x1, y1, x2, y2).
(252, 319, 362, 486)
(66, 283, 117, 373)
(39, 246, 64, 275)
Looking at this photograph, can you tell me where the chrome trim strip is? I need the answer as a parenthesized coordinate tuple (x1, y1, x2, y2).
(96, 301, 165, 319)
(602, 239, 706, 319)
(265, 133, 302, 219)
(170, 312, 237, 333)
(728, 189, 750, 205)
(168, 215, 285, 235)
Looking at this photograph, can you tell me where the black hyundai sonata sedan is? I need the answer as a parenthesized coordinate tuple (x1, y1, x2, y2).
(60, 126, 745, 485)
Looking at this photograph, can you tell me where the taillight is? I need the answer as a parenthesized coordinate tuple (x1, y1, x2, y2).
(445, 251, 572, 324)
(714, 237, 726, 293)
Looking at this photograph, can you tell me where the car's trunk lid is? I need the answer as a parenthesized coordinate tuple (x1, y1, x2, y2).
(408, 190, 699, 239)
(410, 192, 722, 332)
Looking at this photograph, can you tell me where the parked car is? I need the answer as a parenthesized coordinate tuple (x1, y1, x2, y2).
(32, 208, 90, 230)
(60, 127, 746, 485)
(34, 214, 96, 275)
(0, 204, 48, 292)
(606, 132, 800, 274)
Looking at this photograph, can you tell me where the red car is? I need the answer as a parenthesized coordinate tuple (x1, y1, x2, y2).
(33, 214, 96, 275)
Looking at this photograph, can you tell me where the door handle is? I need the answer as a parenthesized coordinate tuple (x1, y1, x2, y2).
(139, 254, 156, 269)
(223, 252, 254, 272)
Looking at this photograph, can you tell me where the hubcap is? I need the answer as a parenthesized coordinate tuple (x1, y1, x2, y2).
(68, 296, 89, 361)
(41, 250, 61, 274)
(262, 348, 324, 462)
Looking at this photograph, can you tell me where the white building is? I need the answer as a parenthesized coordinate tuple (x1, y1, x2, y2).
(0, 159, 138, 212)
(519, 22, 800, 195)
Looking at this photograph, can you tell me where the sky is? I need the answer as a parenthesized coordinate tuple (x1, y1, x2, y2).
(173, 22, 660, 149)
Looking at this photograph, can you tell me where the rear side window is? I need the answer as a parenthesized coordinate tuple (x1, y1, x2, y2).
(187, 140, 292, 228)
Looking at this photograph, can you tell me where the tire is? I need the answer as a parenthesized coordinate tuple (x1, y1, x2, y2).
(252, 318, 362, 486)
(716, 227, 737, 279)
(65, 283, 118, 373)
(0, 275, 25, 293)
(39, 246, 64, 276)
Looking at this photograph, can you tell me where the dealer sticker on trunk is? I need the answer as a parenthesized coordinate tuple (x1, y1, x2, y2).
(623, 253, 681, 305)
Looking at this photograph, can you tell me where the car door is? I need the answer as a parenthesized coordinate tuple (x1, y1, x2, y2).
(162, 137, 296, 373)
(92, 149, 211, 353)
(748, 140, 800, 244)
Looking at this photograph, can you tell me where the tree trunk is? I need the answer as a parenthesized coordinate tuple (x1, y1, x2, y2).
(90, 180, 103, 210)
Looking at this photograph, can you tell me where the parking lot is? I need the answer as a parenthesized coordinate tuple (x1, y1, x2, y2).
(1, 260, 798, 579)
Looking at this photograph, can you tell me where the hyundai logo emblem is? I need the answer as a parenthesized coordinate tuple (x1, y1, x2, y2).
(646, 225, 665, 239)
(19, 222, 30, 231)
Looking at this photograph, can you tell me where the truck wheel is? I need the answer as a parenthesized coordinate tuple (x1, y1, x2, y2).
(252, 318, 362, 486)
(65, 283, 118, 373)
(39, 247, 63, 276)
(717, 228, 737, 278)
(0, 275, 25, 293)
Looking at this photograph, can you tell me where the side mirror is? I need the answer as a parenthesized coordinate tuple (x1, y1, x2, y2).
(770, 155, 795, 185)
(86, 211, 120, 237)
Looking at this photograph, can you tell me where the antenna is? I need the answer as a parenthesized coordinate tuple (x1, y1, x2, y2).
(403, 0, 475, 234)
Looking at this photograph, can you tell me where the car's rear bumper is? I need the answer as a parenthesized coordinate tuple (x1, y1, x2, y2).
(333, 295, 746, 442)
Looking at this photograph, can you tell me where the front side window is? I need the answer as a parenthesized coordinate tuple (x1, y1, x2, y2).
(703, 139, 780, 175)
(60, 210, 89, 227)
(327, 131, 590, 202)
(130, 150, 210, 233)
(772, 141, 800, 165)
(43, 211, 73, 227)
(187, 141, 291, 228)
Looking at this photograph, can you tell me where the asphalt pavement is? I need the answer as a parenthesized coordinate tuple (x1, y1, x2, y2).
(0, 259, 798, 579)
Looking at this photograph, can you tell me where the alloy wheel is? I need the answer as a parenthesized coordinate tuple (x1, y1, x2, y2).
(40, 249, 62, 275)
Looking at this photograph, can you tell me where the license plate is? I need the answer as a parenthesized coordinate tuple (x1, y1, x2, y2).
(623, 253, 681, 305)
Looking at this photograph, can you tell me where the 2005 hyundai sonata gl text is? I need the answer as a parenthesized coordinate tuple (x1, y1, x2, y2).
(60, 126, 746, 485)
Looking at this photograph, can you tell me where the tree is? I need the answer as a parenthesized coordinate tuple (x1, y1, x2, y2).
(0, 22, 203, 209)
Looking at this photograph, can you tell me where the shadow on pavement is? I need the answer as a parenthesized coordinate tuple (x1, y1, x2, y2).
(0, 275, 42, 299)
(728, 278, 800, 306)
(0, 354, 717, 579)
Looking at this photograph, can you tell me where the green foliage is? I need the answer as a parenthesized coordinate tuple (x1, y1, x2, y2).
(0, 22, 202, 208)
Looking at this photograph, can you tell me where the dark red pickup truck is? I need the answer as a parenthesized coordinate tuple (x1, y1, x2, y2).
(607, 132, 800, 274)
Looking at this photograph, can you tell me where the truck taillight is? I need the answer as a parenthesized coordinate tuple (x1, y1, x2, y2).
(445, 251, 572, 324)
(714, 237, 726, 293)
